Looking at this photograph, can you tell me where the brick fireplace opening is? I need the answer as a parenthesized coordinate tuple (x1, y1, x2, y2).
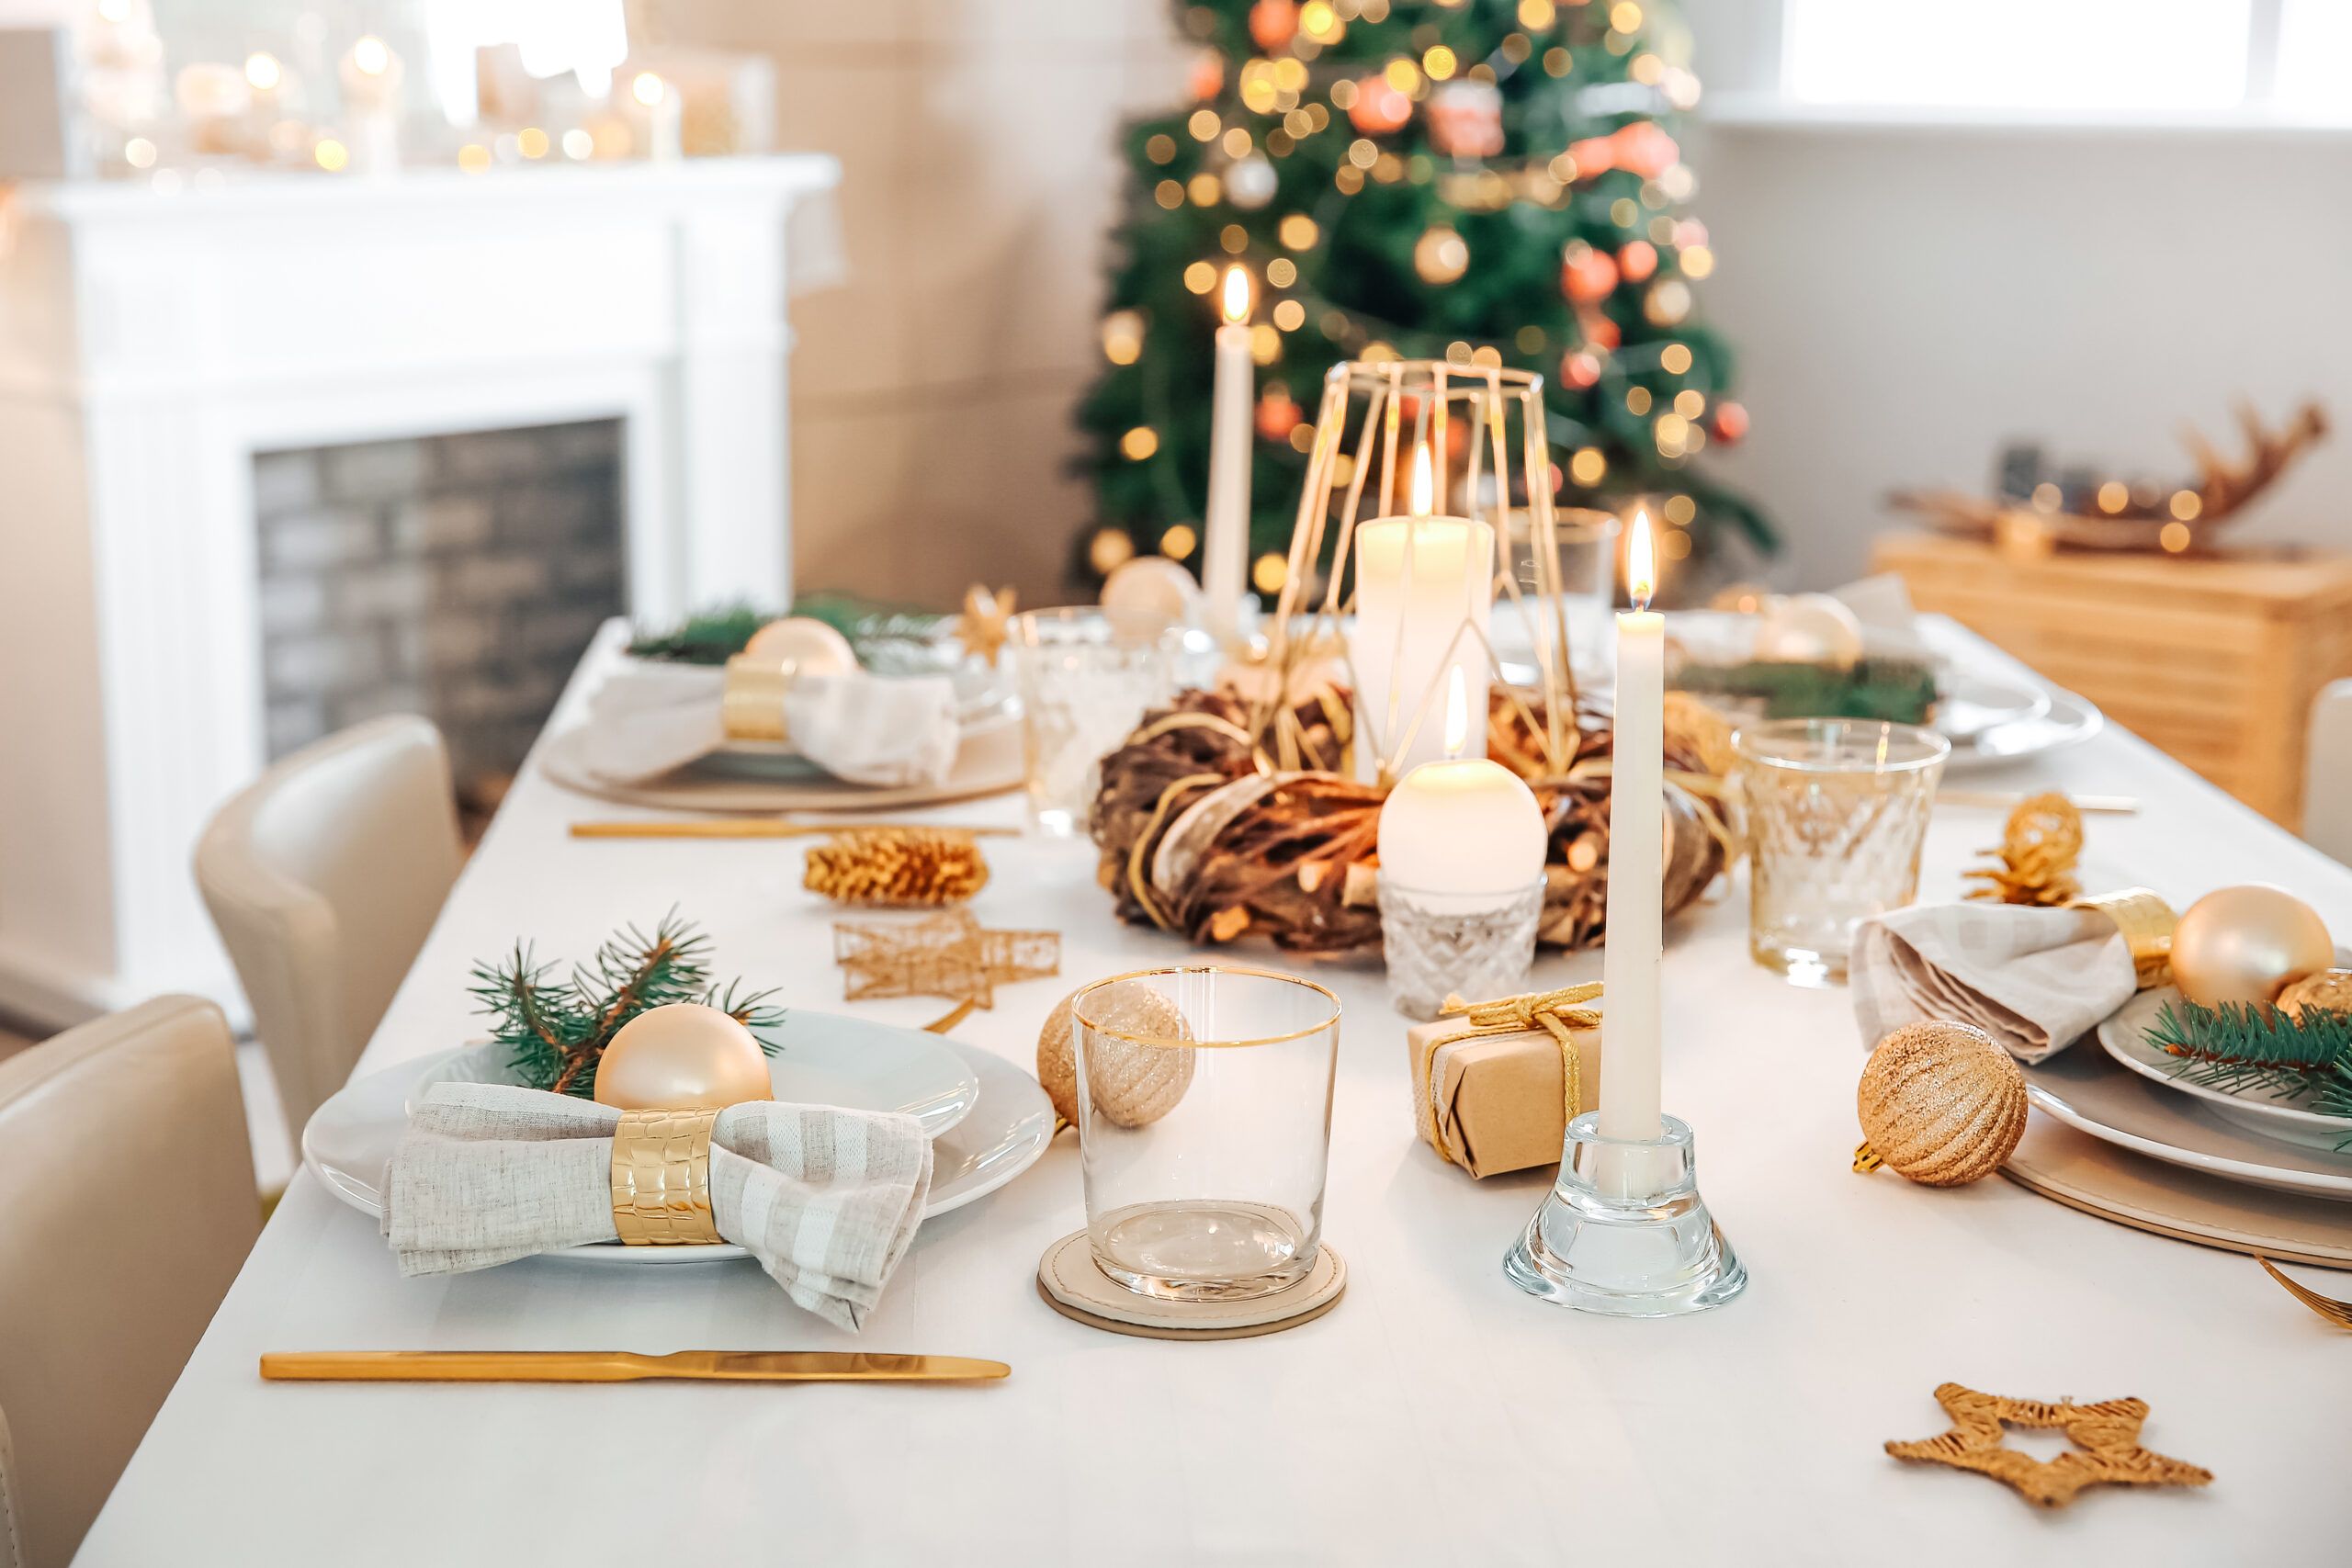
(252, 419, 627, 819)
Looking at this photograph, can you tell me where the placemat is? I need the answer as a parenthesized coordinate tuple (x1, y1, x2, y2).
(1036, 1229, 1348, 1339)
(537, 721, 1023, 814)
(2004, 1115, 2352, 1270)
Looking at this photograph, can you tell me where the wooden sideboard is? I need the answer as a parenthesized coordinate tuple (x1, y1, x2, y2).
(1871, 533, 2352, 829)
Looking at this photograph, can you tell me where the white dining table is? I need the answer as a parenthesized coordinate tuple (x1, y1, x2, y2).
(81, 620, 2352, 1565)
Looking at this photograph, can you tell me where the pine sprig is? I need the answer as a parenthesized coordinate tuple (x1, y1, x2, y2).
(467, 913, 785, 1099)
(2144, 998, 2352, 1127)
(626, 596, 949, 667)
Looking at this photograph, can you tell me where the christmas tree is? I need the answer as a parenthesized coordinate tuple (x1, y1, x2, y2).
(1077, 0, 1768, 603)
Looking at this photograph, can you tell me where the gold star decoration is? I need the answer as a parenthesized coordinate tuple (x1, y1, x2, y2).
(833, 909, 1059, 1010)
(957, 583, 1017, 667)
(1885, 1382, 2213, 1508)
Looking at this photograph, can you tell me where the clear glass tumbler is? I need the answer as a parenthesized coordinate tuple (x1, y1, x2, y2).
(1505, 507, 1622, 613)
(1070, 967, 1340, 1302)
(1735, 718, 1950, 987)
(1007, 607, 1181, 836)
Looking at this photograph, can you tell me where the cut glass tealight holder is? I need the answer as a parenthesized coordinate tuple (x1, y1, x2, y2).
(1504, 1112, 1747, 1317)
(1376, 878, 1544, 1021)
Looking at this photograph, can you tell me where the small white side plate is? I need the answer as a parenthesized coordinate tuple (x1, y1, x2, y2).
(1940, 687, 2103, 772)
(2097, 985, 2352, 1153)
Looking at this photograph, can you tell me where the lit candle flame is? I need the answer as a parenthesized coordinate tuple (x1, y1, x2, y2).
(1408, 441, 1435, 518)
(1627, 508, 1656, 612)
(1442, 665, 1470, 759)
(352, 35, 390, 76)
(632, 71, 667, 107)
(1220, 265, 1251, 325)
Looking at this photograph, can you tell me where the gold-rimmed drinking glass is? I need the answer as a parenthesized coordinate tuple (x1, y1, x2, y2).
(1069, 966, 1340, 1302)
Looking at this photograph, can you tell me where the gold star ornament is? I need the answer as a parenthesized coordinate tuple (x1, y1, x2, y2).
(833, 909, 1058, 1009)
(957, 583, 1017, 667)
(1885, 1382, 2213, 1508)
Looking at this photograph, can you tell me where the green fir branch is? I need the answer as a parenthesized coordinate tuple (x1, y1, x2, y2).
(469, 916, 785, 1099)
(2144, 998, 2352, 1130)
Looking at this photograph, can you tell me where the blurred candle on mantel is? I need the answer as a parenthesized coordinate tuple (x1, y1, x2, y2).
(1351, 443, 1493, 776)
(1201, 265, 1253, 650)
(632, 71, 683, 162)
(1598, 509, 1663, 1143)
(338, 34, 401, 174)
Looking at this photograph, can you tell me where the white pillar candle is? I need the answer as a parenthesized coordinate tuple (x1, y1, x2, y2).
(339, 35, 401, 175)
(632, 71, 683, 162)
(1376, 673, 1547, 911)
(1351, 444, 1493, 777)
(1201, 265, 1253, 650)
(1598, 510, 1664, 1142)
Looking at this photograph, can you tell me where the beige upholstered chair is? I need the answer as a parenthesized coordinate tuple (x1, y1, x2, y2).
(2307, 678, 2352, 866)
(0, 997, 257, 1567)
(196, 715, 463, 1142)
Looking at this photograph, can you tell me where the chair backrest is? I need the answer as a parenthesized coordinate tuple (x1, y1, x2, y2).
(0, 997, 257, 1567)
(194, 715, 463, 1139)
(2306, 678, 2352, 865)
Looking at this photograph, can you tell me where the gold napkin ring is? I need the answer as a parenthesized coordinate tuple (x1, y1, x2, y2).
(720, 652, 793, 742)
(2068, 887, 2177, 990)
(609, 1108, 722, 1246)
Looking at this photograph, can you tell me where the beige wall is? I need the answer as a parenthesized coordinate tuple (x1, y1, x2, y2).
(671, 0, 1186, 610)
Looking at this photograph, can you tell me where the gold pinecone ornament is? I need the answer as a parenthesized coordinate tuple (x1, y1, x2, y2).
(1854, 1021, 2029, 1187)
(804, 829, 990, 907)
(1963, 794, 2084, 908)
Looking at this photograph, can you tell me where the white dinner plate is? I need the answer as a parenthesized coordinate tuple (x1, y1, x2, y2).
(1939, 686, 2104, 773)
(2096, 985, 2352, 1153)
(1933, 672, 2049, 742)
(2018, 1044, 2352, 1201)
(304, 1010, 1011, 1262)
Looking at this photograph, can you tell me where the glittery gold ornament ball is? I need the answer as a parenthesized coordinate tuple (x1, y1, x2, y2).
(594, 1002, 773, 1111)
(2170, 884, 2333, 1009)
(1854, 1021, 2027, 1187)
(2277, 967, 2352, 1021)
(1037, 984, 1195, 1129)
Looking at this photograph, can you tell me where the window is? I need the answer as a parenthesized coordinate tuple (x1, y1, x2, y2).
(1768, 0, 2351, 121)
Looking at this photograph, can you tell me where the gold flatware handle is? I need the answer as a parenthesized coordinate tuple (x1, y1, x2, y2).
(570, 820, 1019, 840)
(260, 1350, 1011, 1383)
(1938, 791, 2140, 815)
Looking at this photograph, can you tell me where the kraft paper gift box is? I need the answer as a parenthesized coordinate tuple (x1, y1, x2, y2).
(1405, 986, 1602, 1179)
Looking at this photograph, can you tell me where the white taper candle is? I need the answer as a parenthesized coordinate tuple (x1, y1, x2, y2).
(1201, 266, 1254, 649)
(1598, 510, 1664, 1142)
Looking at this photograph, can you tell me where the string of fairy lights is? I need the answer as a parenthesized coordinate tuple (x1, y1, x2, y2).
(1085, 0, 1753, 592)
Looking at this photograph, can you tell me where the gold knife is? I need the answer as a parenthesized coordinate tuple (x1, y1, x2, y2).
(261, 1350, 1009, 1384)
(570, 820, 1019, 840)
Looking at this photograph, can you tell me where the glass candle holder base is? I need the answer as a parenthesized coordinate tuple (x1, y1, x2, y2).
(1504, 1112, 1747, 1318)
(1378, 879, 1544, 1021)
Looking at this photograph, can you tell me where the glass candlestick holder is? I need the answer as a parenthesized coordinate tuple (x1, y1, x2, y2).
(1377, 877, 1544, 1021)
(1504, 1112, 1747, 1317)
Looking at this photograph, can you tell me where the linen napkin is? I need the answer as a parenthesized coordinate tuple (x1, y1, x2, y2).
(1849, 903, 2138, 1064)
(582, 663, 959, 787)
(383, 1083, 933, 1330)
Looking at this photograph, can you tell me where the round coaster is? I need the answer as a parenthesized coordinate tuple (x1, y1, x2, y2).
(1035, 1229, 1347, 1340)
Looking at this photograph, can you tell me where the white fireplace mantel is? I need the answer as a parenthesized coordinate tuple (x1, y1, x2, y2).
(0, 154, 840, 1027)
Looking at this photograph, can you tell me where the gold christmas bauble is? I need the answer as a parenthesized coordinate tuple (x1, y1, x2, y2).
(594, 1002, 774, 1111)
(1038, 984, 1195, 1129)
(1854, 1021, 2028, 1187)
(2170, 884, 2333, 1009)
(1754, 592, 1864, 667)
(743, 615, 856, 676)
(2276, 967, 2352, 1021)
(1101, 555, 1204, 621)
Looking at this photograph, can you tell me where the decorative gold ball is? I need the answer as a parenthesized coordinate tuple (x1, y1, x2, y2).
(1855, 1021, 2028, 1187)
(743, 615, 856, 676)
(1037, 984, 1195, 1129)
(594, 1002, 774, 1111)
(2170, 884, 2333, 1009)
(2277, 967, 2352, 1021)
(1100, 555, 1203, 620)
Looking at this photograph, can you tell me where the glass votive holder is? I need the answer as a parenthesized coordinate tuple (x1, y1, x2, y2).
(1734, 717, 1950, 987)
(1377, 877, 1545, 1021)
(1006, 606, 1181, 837)
(1070, 967, 1340, 1302)
(1504, 506, 1622, 615)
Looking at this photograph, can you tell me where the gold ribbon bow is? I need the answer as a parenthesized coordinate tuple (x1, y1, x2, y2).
(1413, 982, 1603, 1169)
(608, 1108, 723, 1246)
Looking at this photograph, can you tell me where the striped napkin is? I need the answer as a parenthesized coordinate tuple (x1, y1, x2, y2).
(383, 1084, 932, 1331)
(1849, 903, 2137, 1065)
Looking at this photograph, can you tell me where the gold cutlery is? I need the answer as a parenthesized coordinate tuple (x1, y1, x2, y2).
(261, 1350, 1011, 1383)
(571, 819, 1019, 840)
(1938, 790, 2140, 815)
(2256, 1258, 2352, 1329)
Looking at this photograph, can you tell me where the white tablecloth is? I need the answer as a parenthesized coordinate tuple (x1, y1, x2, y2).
(81, 622, 2352, 1564)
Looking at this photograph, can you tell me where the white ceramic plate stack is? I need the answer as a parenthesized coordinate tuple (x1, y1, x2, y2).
(2017, 985, 2352, 1203)
(305, 1010, 1056, 1264)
